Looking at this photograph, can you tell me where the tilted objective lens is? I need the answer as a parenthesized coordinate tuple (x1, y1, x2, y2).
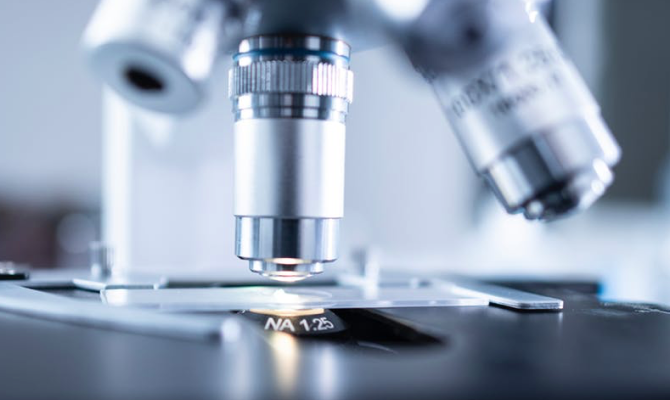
(402, 0, 620, 220)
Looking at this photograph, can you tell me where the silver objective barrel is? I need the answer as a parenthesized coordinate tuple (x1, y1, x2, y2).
(402, 0, 620, 220)
(229, 35, 354, 281)
(82, 0, 232, 113)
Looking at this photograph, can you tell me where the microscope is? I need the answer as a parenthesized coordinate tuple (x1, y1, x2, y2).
(12, 4, 670, 399)
(0, 0, 639, 362)
(81, 0, 620, 283)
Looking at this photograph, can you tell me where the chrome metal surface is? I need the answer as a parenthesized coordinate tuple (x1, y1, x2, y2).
(400, 0, 621, 220)
(234, 93, 350, 112)
(521, 161, 612, 220)
(237, 0, 386, 51)
(229, 61, 354, 101)
(83, 0, 230, 113)
(89, 241, 113, 277)
(230, 34, 354, 122)
(236, 216, 339, 259)
(236, 217, 338, 280)
(248, 260, 325, 281)
(237, 35, 351, 58)
(483, 114, 619, 220)
(231, 34, 352, 280)
(84, 0, 622, 281)
(436, 278, 564, 310)
(0, 262, 30, 281)
(234, 118, 346, 218)
(234, 94, 350, 121)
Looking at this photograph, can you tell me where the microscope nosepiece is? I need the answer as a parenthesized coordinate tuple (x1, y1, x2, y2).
(229, 35, 353, 281)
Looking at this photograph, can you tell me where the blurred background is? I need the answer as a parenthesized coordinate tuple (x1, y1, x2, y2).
(2, 0, 670, 304)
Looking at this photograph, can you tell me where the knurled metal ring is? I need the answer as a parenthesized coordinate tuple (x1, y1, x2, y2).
(229, 60, 354, 103)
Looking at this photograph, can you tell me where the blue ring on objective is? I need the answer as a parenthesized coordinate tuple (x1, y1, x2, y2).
(233, 48, 350, 63)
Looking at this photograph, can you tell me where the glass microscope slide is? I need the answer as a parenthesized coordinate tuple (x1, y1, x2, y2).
(101, 286, 488, 311)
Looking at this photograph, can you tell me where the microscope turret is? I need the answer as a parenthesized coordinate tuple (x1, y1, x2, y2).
(82, 0, 620, 280)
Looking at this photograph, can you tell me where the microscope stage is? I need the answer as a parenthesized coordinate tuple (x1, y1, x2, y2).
(0, 271, 563, 342)
(100, 285, 487, 311)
